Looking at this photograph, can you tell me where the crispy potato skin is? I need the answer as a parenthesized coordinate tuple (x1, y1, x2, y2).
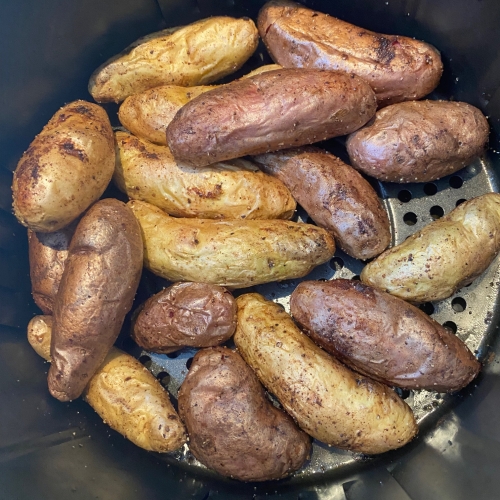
(290, 280, 480, 392)
(361, 193, 500, 302)
(253, 147, 390, 260)
(166, 68, 376, 167)
(114, 131, 296, 220)
(12, 101, 114, 232)
(178, 347, 311, 481)
(89, 17, 259, 103)
(132, 282, 237, 354)
(346, 101, 489, 183)
(48, 199, 143, 402)
(129, 200, 335, 288)
(258, 0, 443, 107)
(234, 293, 417, 454)
(28, 316, 186, 452)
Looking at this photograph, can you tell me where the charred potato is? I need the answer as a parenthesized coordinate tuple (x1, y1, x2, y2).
(12, 101, 114, 232)
(253, 147, 390, 260)
(166, 68, 376, 167)
(361, 193, 500, 302)
(48, 199, 143, 402)
(132, 282, 237, 354)
(291, 280, 480, 392)
(114, 131, 296, 220)
(258, 0, 443, 107)
(178, 347, 311, 481)
(234, 293, 418, 454)
(346, 100, 489, 183)
(89, 17, 259, 103)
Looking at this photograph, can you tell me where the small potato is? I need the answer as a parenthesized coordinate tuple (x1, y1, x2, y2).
(129, 200, 335, 288)
(258, 0, 443, 106)
(253, 147, 390, 260)
(114, 131, 296, 220)
(166, 68, 376, 167)
(346, 100, 489, 183)
(28, 316, 186, 453)
(12, 101, 114, 232)
(132, 282, 237, 354)
(234, 293, 418, 454)
(290, 280, 480, 392)
(361, 193, 500, 303)
(178, 347, 311, 481)
(89, 17, 259, 103)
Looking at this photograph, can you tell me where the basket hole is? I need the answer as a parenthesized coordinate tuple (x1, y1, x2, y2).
(430, 205, 444, 220)
(139, 355, 152, 369)
(351, 275, 360, 281)
(423, 183, 438, 195)
(403, 212, 417, 225)
(449, 175, 463, 189)
(452, 297, 466, 312)
(157, 371, 171, 388)
(394, 387, 411, 400)
(329, 257, 344, 272)
(419, 302, 435, 315)
(186, 357, 194, 370)
(397, 190, 412, 203)
(166, 351, 180, 359)
(456, 198, 467, 207)
(443, 321, 458, 334)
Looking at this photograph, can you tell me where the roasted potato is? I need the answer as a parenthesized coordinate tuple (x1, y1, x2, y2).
(129, 200, 335, 288)
(178, 347, 311, 481)
(114, 131, 296, 220)
(28, 315, 187, 453)
(48, 199, 143, 402)
(252, 147, 391, 260)
(166, 68, 376, 167)
(132, 282, 237, 354)
(258, 0, 443, 107)
(346, 100, 489, 183)
(12, 101, 114, 232)
(361, 193, 500, 302)
(89, 17, 259, 103)
(290, 280, 480, 392)
(234, 293, 418, 454)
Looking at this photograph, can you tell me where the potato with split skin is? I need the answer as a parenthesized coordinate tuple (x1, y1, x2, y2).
(128, 200, 335, 288)
(28, 315, 186, 453)
(114, 131, 296, 220)
(89, 16, 259, 103)
(361, 193, 500, 303)
(12, 101, 114, 232)
(132, 282, 237, 354)
(178, 347, 311, 481)
(290, 279, 480, 392)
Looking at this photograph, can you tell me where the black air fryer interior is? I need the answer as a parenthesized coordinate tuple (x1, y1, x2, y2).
(2, 1, 500, 499)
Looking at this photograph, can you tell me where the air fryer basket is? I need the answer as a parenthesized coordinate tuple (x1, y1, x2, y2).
(2, 0, 500, 498)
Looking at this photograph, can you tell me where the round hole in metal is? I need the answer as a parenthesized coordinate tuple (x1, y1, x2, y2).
(351, 275, 360, 281)
(329, 256, 344, 272)
(394, 387, 411, 399)
(138, 355, 152, 369)
(398, 189, 412, 203)
(430, 205, 444, 220)
(419, 302, 435, 315)
(442, 321, 458, 334)
(423, 183, 438, 195)
(452, 297, 467, 312)
(403, 212, 418, 225)
(166, 351, 181, 359)
(456, 198, 467, 207)
(157, 371, 171, 388)
(449, 175, 464, 189)
(186, 357, 194, 370)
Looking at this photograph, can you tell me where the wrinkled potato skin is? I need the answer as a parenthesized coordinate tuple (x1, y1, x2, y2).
(258, 0, 443, 107)
(291, 280, 480, 392)
(132, 282, 237, 354)
(89, 17, 259, 103)
(28, 316, 186, 453)
(114, 131, 296, 220)
(178, 347, 311, 481)
(166, 68, 376, 167)
(12, 101, 114, 232)
(253, 147, 390, 260)
(48, 199, 143, 402)
(347, 101, 489, 183)
(234, 294, 417, 454)
(361, 193, 500, 302)
(129, 200, 335, 288)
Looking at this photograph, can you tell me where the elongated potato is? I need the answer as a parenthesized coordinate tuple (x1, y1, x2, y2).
(89, 17, 259, 103)
(129, 200, 335, 288)
(290, 280, 480, 392)
(178, 347, 311, 481)
(28, 316, 186, 453)
(166, 68, 376, 167)
(234, 293, 418, 454)
(12, 101, 114, 232)
(48, 199, 143, 402)
(258, 0, 443, 106)
(361, 193, 500, 302)
(114, 131, 296, 220)
(252, 147, 390, 260)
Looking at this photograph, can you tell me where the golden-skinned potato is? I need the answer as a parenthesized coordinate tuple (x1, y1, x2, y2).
(361, 193, 500, 302)
(114, 131, 296, 220)
(89, 17, 259, 103)
(128, 200, 335, 288)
